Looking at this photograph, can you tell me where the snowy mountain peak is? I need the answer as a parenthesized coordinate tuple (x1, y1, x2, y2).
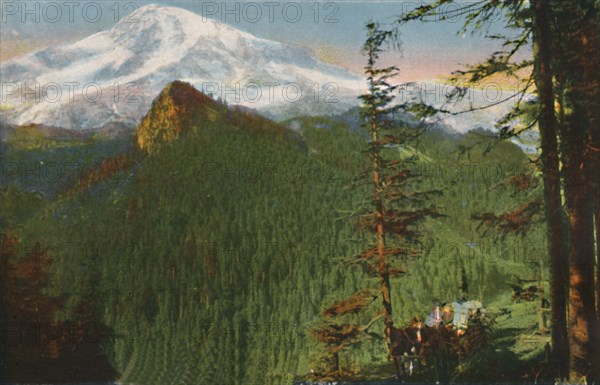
(0, 4, 364, 129)
(109, 4, 252, 53)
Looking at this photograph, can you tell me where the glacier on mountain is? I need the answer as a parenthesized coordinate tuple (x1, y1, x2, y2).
(0, 4, 364, 129)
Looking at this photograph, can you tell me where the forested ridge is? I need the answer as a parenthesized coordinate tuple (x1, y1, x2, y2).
(1, 80, 547, 384)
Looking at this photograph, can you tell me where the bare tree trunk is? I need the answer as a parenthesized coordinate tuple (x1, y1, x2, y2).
(550, 1, 600, 379)
(370, 118, 395, 362)
(581, 5, 600, 378)
(577, 0, 600, 333)
(564, 151, 597, 380)
(531, 0, 569, 376)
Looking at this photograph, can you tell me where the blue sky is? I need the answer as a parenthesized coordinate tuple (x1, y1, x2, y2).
(0, 0, 527, 80)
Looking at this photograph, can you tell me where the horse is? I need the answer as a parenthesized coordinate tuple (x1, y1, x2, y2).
(389, 317, 462, 382)
(389, 319, 425, 380)
(418, 323, 459, 381)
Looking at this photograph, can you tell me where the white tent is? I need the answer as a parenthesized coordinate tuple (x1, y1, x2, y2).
(452, 300, 483, 329)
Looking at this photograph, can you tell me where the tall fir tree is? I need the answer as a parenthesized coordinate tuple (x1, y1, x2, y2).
(311, 21, 440, 381)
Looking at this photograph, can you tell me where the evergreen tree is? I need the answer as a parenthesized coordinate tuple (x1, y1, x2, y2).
(398, 1, 600, 379)
(530, 0, 569, 374)
(311, 21, 440, 381)
(551, 0, 600, 378)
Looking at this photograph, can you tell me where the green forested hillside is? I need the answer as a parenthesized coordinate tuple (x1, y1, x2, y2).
(1, 93, 547, 384)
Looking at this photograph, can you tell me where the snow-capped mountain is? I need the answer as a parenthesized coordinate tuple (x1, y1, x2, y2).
(0, 4, 364, 130)
(0, 3, 537, 151)
(396, 81, 538, 153)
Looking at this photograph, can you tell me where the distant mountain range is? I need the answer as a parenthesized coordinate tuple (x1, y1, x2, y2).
(0, 4, 538, 153)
